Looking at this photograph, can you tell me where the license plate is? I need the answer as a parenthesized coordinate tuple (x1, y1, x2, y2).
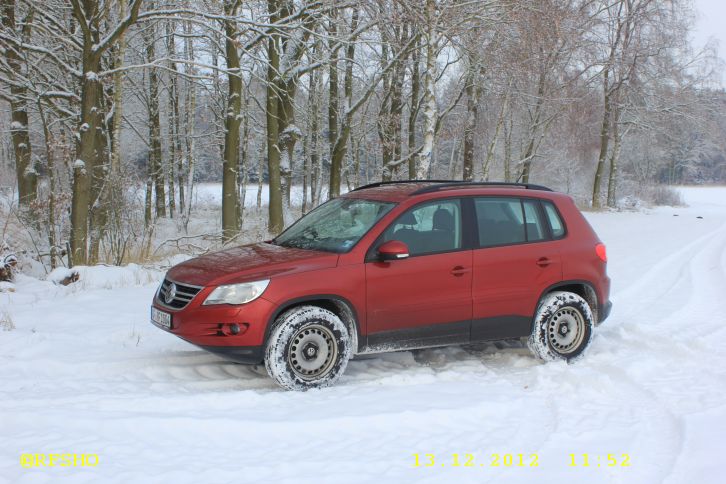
(151, 307, 172, 329)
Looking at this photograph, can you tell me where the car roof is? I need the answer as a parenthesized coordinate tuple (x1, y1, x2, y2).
(342, 180, 556, 203)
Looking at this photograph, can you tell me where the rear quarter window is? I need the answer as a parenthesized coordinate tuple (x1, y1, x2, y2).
(522, 200, 547, 242)
(543, 201, 566, 239)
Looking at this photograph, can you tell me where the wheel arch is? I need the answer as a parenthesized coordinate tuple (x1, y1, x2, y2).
(536, 280, 600, 326)
(265, 295, 362, 353)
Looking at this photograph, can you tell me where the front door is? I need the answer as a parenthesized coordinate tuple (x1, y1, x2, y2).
(365, 199, 472, 349)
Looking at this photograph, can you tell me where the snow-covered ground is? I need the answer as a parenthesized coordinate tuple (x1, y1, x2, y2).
(1, 186, 725, 483)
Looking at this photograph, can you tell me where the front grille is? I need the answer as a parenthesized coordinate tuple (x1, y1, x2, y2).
(157, 279, 202, 309)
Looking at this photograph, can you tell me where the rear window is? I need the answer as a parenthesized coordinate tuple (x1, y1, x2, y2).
(543, 201, 566, 238)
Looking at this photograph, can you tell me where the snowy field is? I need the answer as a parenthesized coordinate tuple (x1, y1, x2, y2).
(1, 186, 725, 483)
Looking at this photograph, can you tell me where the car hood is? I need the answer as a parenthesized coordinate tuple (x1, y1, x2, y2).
(166, 242, 339, 287)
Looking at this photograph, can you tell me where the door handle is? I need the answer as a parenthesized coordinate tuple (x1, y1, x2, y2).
(536, 257, 552, 267)
(451, 266, 471, 276)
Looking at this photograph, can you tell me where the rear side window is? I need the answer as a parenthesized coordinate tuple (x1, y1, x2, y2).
(543, 201, 566, 238)
(474, 198, 525, 247)
(475, 197, 553, 247)
(523, 200, 547, 242)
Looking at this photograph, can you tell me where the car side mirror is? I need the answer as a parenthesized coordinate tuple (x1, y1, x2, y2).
(378, 240, 410, 261)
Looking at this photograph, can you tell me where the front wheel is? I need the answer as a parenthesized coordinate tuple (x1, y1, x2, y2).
(527, 291, 594, 362)
(264, 305, 352, 391)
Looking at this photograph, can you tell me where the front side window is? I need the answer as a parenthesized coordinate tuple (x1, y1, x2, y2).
(381, 199, 462, 256)
(274, 198, 394, 253)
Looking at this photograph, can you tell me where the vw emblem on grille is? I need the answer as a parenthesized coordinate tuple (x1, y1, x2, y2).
(165, 283, 177, 304)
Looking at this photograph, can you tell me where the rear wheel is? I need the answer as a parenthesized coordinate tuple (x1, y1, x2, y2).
(527, 291, 594, 362)
(264, 305, 351, 391)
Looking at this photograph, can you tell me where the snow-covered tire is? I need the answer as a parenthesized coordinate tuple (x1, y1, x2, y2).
(264, 305, 351, 391)
(527, 291, 594, 362)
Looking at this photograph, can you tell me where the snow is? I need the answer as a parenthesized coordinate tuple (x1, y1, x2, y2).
(1, 186, 726, 482)
(0, 281, 15, 294)
(46, 267, 77, 285)
(281, 124, 303, 139)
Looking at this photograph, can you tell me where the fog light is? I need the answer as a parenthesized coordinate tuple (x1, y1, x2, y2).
(219, 323, 248, 336)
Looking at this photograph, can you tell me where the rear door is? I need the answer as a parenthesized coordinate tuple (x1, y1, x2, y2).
(470, 197, 562, 341)
(365, 198, 473, 349)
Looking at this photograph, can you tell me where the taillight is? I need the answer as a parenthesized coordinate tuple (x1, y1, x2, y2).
(596, 243, 607, 262)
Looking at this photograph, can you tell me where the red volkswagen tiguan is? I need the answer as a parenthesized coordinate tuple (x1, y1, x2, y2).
(151, 181, 611, 390)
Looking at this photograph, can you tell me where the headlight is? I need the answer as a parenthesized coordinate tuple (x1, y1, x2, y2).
(203, 280, 270, 305)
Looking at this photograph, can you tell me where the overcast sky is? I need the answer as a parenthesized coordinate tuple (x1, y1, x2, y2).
(693, 0, 726, 84)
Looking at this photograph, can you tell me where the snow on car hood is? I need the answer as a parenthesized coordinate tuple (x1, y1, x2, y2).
(165, 242, 339, 287)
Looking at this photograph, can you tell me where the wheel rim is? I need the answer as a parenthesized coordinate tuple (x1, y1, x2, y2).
(288, 324, 338, 380)
(548, 307, 585, 355)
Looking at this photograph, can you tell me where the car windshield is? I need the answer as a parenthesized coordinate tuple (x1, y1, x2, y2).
(273, 198, 395, 253)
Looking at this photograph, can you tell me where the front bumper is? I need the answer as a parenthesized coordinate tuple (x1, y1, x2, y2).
(151, 290, 276, 363)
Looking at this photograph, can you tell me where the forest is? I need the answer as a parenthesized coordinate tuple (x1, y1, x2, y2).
(1, 0, 724, 270)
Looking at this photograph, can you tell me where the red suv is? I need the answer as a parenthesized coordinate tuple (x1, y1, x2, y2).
(151, 181, 611, 390)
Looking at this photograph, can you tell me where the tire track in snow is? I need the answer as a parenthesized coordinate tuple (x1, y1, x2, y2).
(593, 217, 726, 483)
(610, 220, 726, 323)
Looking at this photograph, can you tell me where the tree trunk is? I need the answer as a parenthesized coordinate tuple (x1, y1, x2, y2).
(88, 77, 111, 264)
(239, 92, 250, 227)
(257, 142, 264, 209)
(166, 19, 178, 217)
(416, 0, 438, 179)
(144, 13, 165, 219)
(1, 0, 37, 208)
(222, 3, 242, 242)
(278, 80, 300, 225)
(408, 35, 420, 180)
(110, 0, 126, 183)
(183, 19, 196, 224)
(519, 70, 546, 183)
(327, 13, 341, 198)
(303, 71, 317, 213)
(266, 1, 283, 234)
(310, 71, 322, 207)
(38, 102, 57, 268)
(329, 9, 359, 196)
(483, 87, 509, 181)
(380, 41, 404, 182)
(378, 38, 394, 181)
(606, 110, 622, 208)
(503, 113, 513, 182)
(462, 67, 481, 181)
(144, 177, 153, 227)
(592, 70, 612, 209)
(70, 47, 102, 265)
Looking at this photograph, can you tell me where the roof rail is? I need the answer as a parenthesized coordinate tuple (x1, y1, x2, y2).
(411, 181, 553, 195)
(351, 179, 554, 194)
(351, 179, 456, 192)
